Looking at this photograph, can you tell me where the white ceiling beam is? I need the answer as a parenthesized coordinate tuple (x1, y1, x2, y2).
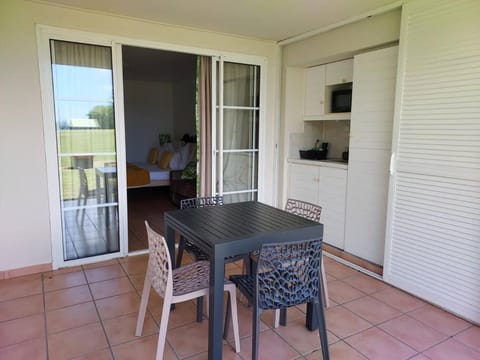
(278, 0, 404, 46)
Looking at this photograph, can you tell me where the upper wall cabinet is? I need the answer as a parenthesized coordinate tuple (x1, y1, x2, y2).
(304, 59, 353, 121)
(304, 65, 326, 118)
(325, 59, 353, 85)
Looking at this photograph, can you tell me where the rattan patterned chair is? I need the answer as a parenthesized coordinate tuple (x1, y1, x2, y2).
(229, 239, 329, 360)
(136, 221, 240, 359)
(251, 199, 330, 327)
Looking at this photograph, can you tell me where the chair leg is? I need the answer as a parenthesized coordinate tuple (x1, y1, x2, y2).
(155, 297, 172, 360)
(321, 260, 330, 308)
(252, 304, 261, 360)
(224, 293, 231, 340)
(279, 308, 287, 326)
(227, 287, 240, 353)
(135, 276, 152, 336)
(196, 296, 203, 322)
(176, 236, 186, 268)
(316, 296, 330, 359)
(273, 309, 280, 328)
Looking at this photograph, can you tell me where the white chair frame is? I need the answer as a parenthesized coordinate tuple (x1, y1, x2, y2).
(136, 221, 240, 359)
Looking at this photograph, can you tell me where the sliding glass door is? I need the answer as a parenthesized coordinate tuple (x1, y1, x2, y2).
(50, 40, 121, 261)
(213, 60, 261, 203)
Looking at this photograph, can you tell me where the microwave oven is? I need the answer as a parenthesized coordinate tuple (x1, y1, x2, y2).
(331, 89, 352, 113)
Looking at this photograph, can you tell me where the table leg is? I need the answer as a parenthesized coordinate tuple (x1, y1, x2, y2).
(208, 248, 224, 360)
(165, 225, 176, 269)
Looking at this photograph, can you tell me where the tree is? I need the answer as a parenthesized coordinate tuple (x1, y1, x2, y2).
(87, 105, 114, 129)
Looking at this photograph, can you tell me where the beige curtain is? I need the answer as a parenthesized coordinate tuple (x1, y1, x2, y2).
(198, 56, 212, 197)
(51, 40, 112, 69)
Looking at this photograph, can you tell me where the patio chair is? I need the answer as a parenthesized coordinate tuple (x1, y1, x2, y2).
(76, 167, 89, 225)
(251, 199, 330, 327)
(229, 239, 329, 360)
(135, 221, 240, 359)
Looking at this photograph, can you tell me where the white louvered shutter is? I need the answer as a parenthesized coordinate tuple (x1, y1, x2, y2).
(384, 0, 480, 323)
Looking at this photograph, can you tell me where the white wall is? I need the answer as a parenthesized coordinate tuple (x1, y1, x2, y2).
(279, 9, 402, 205)
(0, 0, 279, 272)
(124, 79, 174, 162)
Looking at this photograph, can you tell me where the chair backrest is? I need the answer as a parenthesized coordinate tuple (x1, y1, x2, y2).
(180, 195, 224, 210)
(144, 221, 173, 298)
(256, 238, 322, 310)
(285, 199, 322, 222)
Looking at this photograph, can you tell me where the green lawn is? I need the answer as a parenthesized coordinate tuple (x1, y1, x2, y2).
(59, 129, 117, 200)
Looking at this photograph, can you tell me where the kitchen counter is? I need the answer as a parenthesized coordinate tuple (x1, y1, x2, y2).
(288, 158, 348, 169)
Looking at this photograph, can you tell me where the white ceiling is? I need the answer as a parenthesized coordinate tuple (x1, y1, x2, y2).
(40, 0, 400, 42)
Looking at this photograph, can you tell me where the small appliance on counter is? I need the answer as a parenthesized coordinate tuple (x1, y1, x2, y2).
(299, 141, 328, 160)
(342, 147, 349, 161)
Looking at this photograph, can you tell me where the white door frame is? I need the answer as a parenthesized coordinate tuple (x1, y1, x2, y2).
(37, 25, 268, 269)
(211, 55, 267, 202)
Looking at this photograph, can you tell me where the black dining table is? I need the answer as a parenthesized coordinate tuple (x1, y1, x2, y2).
(164, 201, 326, 360)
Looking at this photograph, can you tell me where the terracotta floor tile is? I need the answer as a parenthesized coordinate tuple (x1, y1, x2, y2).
(408, 304, 471, 336)
(454, 326, 480, 352)
(260, 307, 305, 328)
(118, 253, 149, 264)
(70, 349, 113, 360)
(371, 287, 425, 313)
(112, 333, 176, 360)
(327, 280, 366, 304)
(379, 315, 448, 351)
(46, 302, 99, 334)
(238, 329, 300, 360)
(342, 273, 390, 294)
(324, 261, 359, 279)
(408, 355, 430, 360)
(345, 327, 416, 360)
(82, 259, 119, 270)
(305, 341, 367, 359)
(0, 294, 44, 322)
(343, 296, 401, 325)
(0, 337, 47, 360)
(224, 302, 269, 341)
(0, 276, 42, 302)
(273, 318, 338, 355)
(150, 299, 199, 330)
(0, 313, 45, 348)
(43, 271, 87, 292)
(325, 306, 372, 338)
(89, 276, 135, 300)
(167, 320, 210, 358)
(84, 264, 126, 283)
(120, 259, 148, 276)
(47, 322, 108, 360)
(95, 291, 141, 320)
(44, 285, 92, 311)
(423, 338, 480, 360)
(103, 311, 158, 345)
(42, 266, 83, 277)
(185, 344, 243, 359)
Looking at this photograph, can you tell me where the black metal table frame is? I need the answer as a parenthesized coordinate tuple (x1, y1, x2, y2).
(164, 201, 325, 360)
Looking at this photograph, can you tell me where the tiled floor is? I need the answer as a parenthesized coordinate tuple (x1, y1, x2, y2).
(0, 255, 479, 360)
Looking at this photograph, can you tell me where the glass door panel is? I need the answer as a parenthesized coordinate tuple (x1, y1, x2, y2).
(50, 40, 120, 261)
(214, 61, 260, 203)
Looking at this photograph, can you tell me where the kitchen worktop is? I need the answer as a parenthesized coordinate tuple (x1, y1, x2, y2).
(288, 158, 348, 169)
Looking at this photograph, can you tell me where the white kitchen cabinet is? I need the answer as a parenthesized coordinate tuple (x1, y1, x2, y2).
(288, 162, 347, 249)
(325, 59, 353, 85)
(343, 46, 398, 265)
(303, 65, 325, 118)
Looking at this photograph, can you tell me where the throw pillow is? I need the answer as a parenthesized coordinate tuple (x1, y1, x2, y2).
(181, 161, 197, 179)
(158, 151, 173, 169)
(147, 148, 159, 164)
